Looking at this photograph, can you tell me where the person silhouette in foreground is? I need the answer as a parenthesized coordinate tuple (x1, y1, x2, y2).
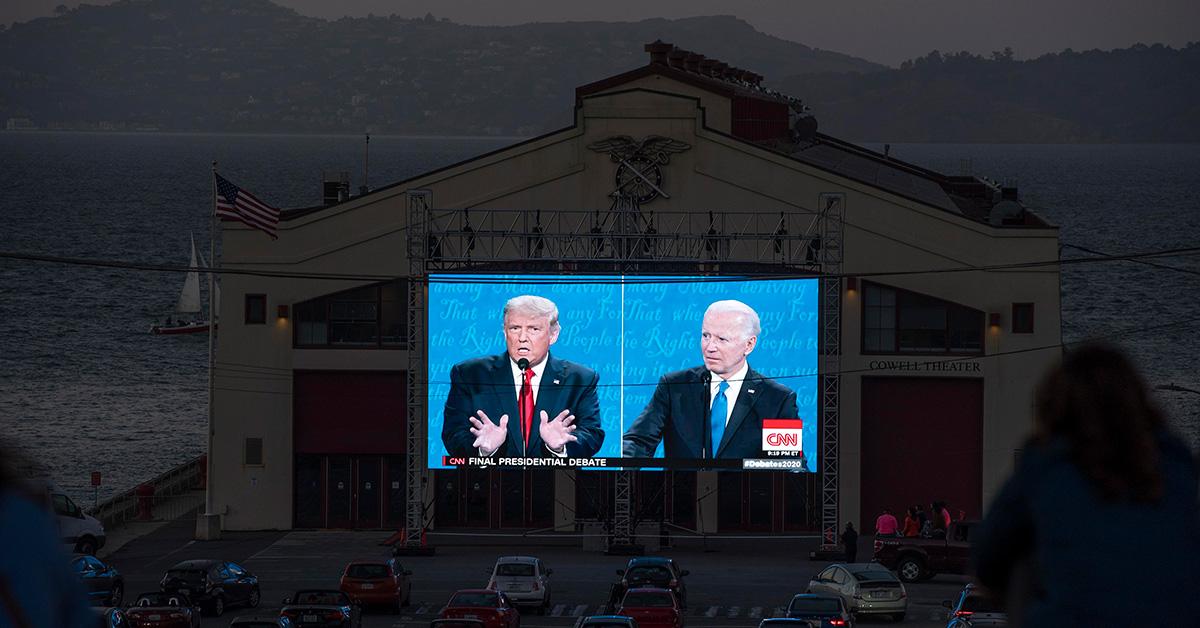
(972, 344, 1200, 625)
(0, 444, 93, 628)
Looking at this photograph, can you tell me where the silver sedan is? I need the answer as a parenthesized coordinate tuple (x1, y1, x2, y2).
(806, 563, 907, 621)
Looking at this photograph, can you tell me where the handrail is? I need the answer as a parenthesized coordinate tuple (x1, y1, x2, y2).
(87, 455, 205, 529)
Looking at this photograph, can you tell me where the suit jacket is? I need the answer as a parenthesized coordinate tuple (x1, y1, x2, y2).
(622, 365, 801, 461)
(441, 353, 604, 458)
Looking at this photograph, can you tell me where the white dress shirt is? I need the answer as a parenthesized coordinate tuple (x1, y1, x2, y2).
(479, 357, 565, 456)
(708, 361, 750, 428)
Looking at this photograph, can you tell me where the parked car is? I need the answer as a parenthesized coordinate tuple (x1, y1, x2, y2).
(92, 606, 128, 628)
(439, 589, 520, 628)
(758, 619, 829, 628)
(574, 615, 639, 628)
(20, 478, 107, 554)
(613, 558, 688, 609)
(430, 620, 487, 628)
(280, 590, 360, 628)
(72, 554, 125, 607)
(615, 588, 683, 628)
(125, 592, 201, 628)
(339, 559, 412, 611)
(785, 593, 853, 627)
(872, 520, 978, 582)
(944, 583, 1007, 626)
(487, 556, 552, 613)
(159, 559, 260, 616)
(230, 617, 295, 627)
(806, 563, 907, 621)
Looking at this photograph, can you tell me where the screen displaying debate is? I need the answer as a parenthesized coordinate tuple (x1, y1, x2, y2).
(427, 274, 819, 471)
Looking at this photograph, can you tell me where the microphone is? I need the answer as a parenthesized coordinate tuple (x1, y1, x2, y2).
(517, 358, 530, 371)
(701, 370, 712, 458)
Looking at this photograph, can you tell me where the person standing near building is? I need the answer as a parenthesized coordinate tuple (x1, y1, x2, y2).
(874, 508, 899, 537)
(972, 344, 1200, 624)
(840, 522, 859, 562)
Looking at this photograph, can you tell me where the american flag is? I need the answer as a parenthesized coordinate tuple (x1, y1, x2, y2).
(214, 173, 279, 239)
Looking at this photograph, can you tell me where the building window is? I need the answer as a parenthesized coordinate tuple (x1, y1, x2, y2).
(294, 279, 408, 348)
(245, 294, 266, 325)
(1012, 303, 1034, 334)
(244, 437, 264, 466)
(862, 281, 984, 355)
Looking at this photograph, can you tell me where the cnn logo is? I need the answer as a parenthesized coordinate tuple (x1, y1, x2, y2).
(761, 419, 803, 453)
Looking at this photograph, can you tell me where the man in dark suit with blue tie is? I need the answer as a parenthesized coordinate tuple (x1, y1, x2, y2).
(622, 300, 804, 465)
(441, 295, 605, 459)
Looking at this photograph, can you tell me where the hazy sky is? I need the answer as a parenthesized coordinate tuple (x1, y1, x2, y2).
(4, 0, 1197, 66)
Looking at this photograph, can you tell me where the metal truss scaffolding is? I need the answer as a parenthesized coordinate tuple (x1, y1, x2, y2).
(403, 190, 432, 552)
(412, 199, 828, 549)
(818, 193, 845, 546)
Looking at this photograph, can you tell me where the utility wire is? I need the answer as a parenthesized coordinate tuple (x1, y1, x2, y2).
(3, 245, 1200, 284)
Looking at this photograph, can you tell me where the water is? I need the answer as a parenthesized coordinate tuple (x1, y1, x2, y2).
(1, 133, 1198, 504)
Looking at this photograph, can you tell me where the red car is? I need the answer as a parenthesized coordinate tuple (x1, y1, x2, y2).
(339, 559, 412, 611)
(125, 592, 201, 628)
(439, 589, 520, 628)
(617, 588, 683, 628)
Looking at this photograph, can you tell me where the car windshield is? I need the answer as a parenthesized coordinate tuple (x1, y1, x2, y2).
(164, 569, 205, 583)
(451, 592, 499, 607)
(626, 566, 671, 581)
(346, 564, 390, 579)
(134, 593, 187, 607)
(961, 594, 1004, 613)
(496, 564, 535, 577)
(851, 571, 895, 582)
(435, 622, 485, 628)
(789, 598, 840, 613)
(292, 591, 348, 606)
(623, 592, 674, 607)
(582, 623, 633, 628)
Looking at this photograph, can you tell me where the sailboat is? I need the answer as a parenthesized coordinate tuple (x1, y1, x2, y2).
(149, 234, 220, 335)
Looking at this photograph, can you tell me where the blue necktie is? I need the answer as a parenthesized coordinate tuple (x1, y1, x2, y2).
(710, 380, 729, 457)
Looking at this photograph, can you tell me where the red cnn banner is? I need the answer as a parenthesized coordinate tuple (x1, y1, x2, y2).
(761, 419, 804, 453)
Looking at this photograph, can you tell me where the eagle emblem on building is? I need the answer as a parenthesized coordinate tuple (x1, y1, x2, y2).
(587, 135, 691, 205)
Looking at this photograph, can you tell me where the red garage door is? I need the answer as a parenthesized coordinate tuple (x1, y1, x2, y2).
(860, 377, 983, 531)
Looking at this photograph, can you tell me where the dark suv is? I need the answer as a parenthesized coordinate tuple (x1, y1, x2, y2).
(160, 559, 260, 616)
(611, 558, 688, 609)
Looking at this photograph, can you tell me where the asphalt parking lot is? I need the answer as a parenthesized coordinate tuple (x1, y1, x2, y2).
(103, 511, 971, 628)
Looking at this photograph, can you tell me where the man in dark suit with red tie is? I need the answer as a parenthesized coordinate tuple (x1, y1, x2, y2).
(441, 295, 605, 459)
(622, 300, 804, 466)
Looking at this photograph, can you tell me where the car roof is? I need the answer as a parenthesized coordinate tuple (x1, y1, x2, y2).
(627, 557, 672, 566)
(760, 620, 819, 625)
(790, 594, 841, 601)
(841, 563, 891, 573)
(625, 587, 673, 593)
(581, 616, 635, 621)
(496, 556, 539, 563)
(346, 560, 389, 566)
(453, 589, 499, 594)
(169, 559, 221, 568)
(231, 617, 282, 623)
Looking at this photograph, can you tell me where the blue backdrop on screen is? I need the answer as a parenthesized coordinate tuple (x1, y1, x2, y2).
(426, 275, 820, 469)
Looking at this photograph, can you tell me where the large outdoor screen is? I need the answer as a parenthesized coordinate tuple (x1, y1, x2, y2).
(427, 274, 819, 471)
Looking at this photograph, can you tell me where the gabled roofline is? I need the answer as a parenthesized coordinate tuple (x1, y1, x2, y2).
(281, 123, 577, 220)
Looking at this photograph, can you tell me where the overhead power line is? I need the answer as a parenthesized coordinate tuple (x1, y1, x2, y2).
(2, 244, 1200, 284)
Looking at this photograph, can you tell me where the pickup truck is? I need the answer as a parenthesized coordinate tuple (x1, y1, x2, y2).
(872, 520, 977, 582)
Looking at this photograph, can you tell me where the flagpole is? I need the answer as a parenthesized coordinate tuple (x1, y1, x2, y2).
(199, 161, 221, 540)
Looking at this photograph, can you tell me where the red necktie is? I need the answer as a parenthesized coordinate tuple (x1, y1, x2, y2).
(519, 368, 535, 450)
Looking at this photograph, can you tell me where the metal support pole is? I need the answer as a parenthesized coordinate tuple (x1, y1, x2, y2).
(819, 193, 845, 546)
(399, 189, 434, 555)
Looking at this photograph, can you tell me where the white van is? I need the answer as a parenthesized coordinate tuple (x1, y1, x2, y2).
(21, 479, 107, 555)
